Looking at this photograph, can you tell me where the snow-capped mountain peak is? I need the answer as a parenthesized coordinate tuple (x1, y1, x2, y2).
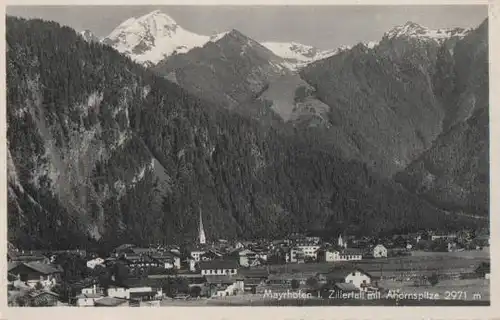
(103, 10, 211, 66)
(262, 41, 346, 71)
(362, 41, 379, 49)
(209, 31, 229, 42)
(384, 21, 470, 43)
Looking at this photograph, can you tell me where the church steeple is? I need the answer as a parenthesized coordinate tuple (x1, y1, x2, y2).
(338, 234, 345, 248)
(198, 208, 206, 245)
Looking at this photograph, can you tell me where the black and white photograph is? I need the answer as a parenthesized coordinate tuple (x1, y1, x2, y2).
(5, 3, 490, 308)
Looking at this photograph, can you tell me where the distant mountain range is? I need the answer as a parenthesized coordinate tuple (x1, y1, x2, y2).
(6, 12, 489, 250)
(93, 10, 348, 70)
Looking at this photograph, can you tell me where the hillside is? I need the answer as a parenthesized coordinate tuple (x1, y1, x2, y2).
(394, 107, 488, 216)
(152, 29, 291, 109)
(6, 16, 468, 250)
(300, 21, 486, 177)
(394, 19, 488, 217)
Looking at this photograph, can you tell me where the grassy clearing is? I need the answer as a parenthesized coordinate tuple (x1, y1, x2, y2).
(260, 250, 490, 275)
(380, 279, 490, 301)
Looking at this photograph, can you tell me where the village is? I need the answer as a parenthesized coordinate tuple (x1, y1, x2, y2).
(7, 213, 491, 306)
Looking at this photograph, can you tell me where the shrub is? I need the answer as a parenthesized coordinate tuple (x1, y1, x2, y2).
(294, 86, 308, 103)
(428, 273, 439, 286)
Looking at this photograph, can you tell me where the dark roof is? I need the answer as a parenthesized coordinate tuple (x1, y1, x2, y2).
(28, 290, 59, 298)
(199, 260, 238, 270)
(9, 262, 61, 275)
(76, 293, 103, 299)
(205, 275, 234, 284)
(94, 297, 129, 306)
(238, 268, 269, 279)
(115, 244, 136, 251)
(340, 248, 364, 255)
(123, 278, 163, 288)
(132, 248, 156, 255)
(334, 283, 359, 292)
(151, 253, 175, 261)
(243, 278, 264, 285)
(10, 254, 48, 262)
(124, 254, 141, 260)
(268, 273, 313, 281)
(8, 262, 20, 272)
(130, 291, 157, 298)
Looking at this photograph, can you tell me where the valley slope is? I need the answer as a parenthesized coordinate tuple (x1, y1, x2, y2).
(7, 16, 468, 250)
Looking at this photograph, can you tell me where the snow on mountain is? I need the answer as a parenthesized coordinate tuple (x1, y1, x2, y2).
(209, 31, 230, 42)
(362, 41, 379, 49)
(262, 41, 348, 70)
(79, 29, 99, 43)
(384, 21, 470, 43)
(103, 10, 227, 66)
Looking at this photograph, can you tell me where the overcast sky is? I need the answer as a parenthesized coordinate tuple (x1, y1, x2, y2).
(7, 5, 487, 49)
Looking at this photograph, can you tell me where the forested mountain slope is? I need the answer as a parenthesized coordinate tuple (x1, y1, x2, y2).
(152, 29, 291, 109)
(6, 17, 480, 249)
(395, 106, 489, 216)
(394, 19, 488, 217)
(300, 21, 487, 177)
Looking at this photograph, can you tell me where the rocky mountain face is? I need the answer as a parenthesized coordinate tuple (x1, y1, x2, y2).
(299, 21, 484, 177)
(152, 29, 292, 109)
(7, 16, 464, 250)
(395, 19, 489, 216)
(79, 30, 100, 43)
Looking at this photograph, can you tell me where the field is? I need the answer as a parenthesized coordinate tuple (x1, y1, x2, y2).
(259, 250, 490, 276)
(154, 250, 490, 307)
(380, 278, 490, 301)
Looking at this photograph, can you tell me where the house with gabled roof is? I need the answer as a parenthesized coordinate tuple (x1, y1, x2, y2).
(9, 253, 50, 264)
(317, 246, 363, 262)
(200, 249, 223, 262)
(27, 290, 60, 306)
(325, 267, 372, 290)
(8, 262, 62, 288)
(238, 249, 257, 267)
(151, 251, 179, 269)
(372, 244, 388, 258)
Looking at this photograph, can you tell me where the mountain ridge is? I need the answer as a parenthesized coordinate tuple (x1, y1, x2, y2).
(7, 16, 478, 250)
(103, 10, 347, 70)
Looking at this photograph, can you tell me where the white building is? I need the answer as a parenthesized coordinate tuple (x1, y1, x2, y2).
(190, 250, 206, 262)
(107, 285, 163, 300)
(297, 245, 321, 260)
(86, 257, 105, 269)
(107, 286, 129, 299)
(373, 244, 388, 258)
(285, 247, 305, 263)
(238, 249, 257, 267)
(199, 260, 238, 276)
(76, 285, 103, 307)
(327, 268, 372, 290)
(319, 248, 363, 262)
(345, 270, 372, 289)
